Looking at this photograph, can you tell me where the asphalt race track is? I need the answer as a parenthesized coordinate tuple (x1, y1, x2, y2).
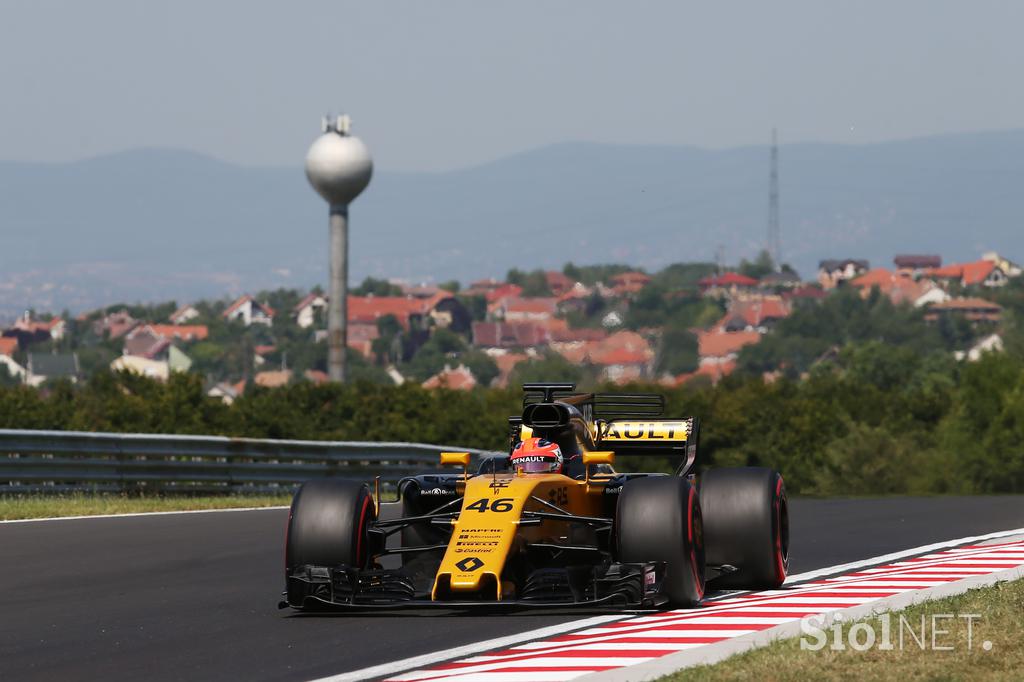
(2, 496, 1023, 681)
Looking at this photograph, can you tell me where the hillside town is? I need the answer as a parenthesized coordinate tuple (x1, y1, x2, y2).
(1, 251, 1019, 401)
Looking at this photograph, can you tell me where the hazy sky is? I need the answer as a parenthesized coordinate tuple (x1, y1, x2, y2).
(1, 0, 1021, 171)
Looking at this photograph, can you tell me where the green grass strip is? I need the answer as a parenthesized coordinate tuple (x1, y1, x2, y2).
(0, 492, 292, 520)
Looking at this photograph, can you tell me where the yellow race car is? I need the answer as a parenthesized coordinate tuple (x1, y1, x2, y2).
(281, 383, 789, 610)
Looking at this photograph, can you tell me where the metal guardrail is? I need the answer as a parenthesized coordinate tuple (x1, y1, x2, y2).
(0, 429, 502, 494)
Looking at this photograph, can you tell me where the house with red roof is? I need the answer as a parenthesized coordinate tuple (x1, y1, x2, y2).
(555, 282, 594, 316)
(145, 324, 208, 342)
(0, 337, 18, 357)
(695, 332, 760, 380)
(422, 364, 477, 390)
(670, 360, 738, 387)
(489, 296, 558, 323)
(698, 272, 759, 298)
(926, 260, 1008, 288)
(223, 295, 275, 327)
(550, 340, 595, 365)
(609, 272, 651, 296)
(924, 298, 1002, 323)
(484, 283, 524, 304)
(545, 271, 576, 297)
(548, 330, 654, 382)
(304, 369, 330, 385)
(850, 268, 947, 307)
(124, 324, 206, 356)
(255, 370, 293, 388)
(539, 317, 606, 344)
(0, 337, 25, 381)
(589, 330, 655, 383)
(347, 292, 459, 332)
(347, 323, 380, 358)
(492, 352, 529, 388)
(667, 330, 760, 386)
(783, 285, 828, 302)
(10, 314, 66, 343)
(347, 296, 426, 330)
(711, 295, 791, 333)
(698, 330, 761, 362)
(462, 279, 502, 299)
(93, 310, 139, 339)
(472, 321, 551, 349)
(123, 327, 172, 360)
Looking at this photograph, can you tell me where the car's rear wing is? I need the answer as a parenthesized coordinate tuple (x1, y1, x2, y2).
(598, 416, 700, 475)
(521, 383, 700, 475)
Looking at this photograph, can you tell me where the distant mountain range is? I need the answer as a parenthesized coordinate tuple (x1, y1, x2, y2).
(2, 129, 1023, 316)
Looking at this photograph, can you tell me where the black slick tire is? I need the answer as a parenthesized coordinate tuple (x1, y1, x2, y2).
(616, 476, 706, 607)
(285, 479, 376, 573)
(700, 467, 789, 590)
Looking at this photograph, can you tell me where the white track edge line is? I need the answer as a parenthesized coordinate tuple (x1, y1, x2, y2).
(0, 505, 289, 524)
(316, 526, 1024, 682)
(783, 526, 1024, 584)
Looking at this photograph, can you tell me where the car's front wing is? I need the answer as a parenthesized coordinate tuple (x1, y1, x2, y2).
(281, 562, 668, 610)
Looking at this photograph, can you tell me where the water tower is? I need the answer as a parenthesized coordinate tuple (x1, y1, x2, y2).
(305, 114, 373, 382)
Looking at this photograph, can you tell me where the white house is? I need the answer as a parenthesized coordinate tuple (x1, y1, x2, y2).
(111, 355, 170, 380)
(223, 295, 275, 327)
(293, 293, 328, 329)
(0, 354, 25, 381)
(955, 334, 1004, 362)
(913, 286, 951, 308)
(169, 304, 200, 325)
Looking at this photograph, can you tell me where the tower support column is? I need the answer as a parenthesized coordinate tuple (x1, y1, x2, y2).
(328, 205, 349, 382)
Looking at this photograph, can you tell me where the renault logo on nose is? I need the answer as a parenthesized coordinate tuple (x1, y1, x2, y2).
(455, 556, 484, 572)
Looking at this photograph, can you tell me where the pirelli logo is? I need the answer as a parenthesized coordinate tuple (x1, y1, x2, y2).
(603, 420, 690, 442)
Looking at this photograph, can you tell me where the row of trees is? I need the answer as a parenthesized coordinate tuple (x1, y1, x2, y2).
(4, 338, 1024, 494)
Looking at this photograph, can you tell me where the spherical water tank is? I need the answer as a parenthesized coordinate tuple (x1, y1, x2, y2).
(305, 131, 373, 206)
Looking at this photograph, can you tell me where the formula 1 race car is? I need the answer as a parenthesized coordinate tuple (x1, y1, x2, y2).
(281, 383, 789, 610)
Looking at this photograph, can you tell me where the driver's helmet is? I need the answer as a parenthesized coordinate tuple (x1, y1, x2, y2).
(511, 437, 564, 474)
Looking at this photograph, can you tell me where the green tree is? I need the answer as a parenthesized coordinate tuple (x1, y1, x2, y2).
(508, 352, 584, 386)
(562, 262, 634, 286)
(352, 277, 403, 296)
(656, 325, 699, 375)
(738, 249, 775, 279)
(438, 280, 461, 293)
(506, 268, 552, 297)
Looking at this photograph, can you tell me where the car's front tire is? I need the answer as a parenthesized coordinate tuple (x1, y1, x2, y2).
(285, 479, 376, 575)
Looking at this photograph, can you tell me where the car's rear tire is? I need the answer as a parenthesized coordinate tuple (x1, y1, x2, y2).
(285, 479, 376, 573)
(615, 476, 705, 607)
(700, 467, 788, 590)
